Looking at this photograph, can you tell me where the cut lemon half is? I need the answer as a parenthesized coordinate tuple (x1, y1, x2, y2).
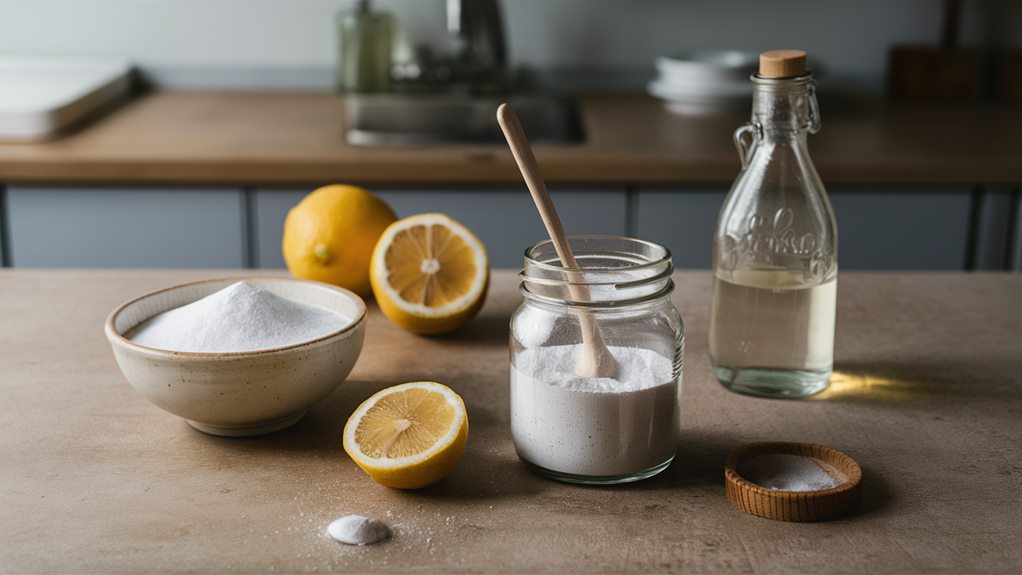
(342, 382, 468, 490)
(370, 213, 489, 335)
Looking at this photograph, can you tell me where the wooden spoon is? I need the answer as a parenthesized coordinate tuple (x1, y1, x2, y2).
(497, 103, 618, 379)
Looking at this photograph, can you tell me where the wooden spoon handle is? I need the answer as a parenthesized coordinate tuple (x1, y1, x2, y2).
(498, 103, 617, 379)
(496, 104, 580, 270)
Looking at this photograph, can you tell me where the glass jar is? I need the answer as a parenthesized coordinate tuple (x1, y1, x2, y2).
(710, 61, 838, 399)
(510, 236, 684, 485)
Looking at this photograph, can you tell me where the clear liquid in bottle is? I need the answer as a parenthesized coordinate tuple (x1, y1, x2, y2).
(710, 269, 835, 397)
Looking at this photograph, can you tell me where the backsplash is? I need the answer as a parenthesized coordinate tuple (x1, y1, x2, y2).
(0, 0, 1017, 92)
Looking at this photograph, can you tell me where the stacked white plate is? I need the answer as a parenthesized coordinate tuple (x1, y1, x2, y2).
(648, 50, 757, 116)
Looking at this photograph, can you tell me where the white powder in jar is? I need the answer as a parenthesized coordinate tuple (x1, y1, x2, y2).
(511, 344, 680, 478)
(129, 281, 349, 353)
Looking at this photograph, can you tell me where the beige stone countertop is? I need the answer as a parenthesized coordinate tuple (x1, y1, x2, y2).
(2, 269, 1021, 573)
(0, 92, 1020, 186)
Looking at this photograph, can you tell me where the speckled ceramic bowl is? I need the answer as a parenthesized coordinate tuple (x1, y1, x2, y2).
(105, 277, 366, 437)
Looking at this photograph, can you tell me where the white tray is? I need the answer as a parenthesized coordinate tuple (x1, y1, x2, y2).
(0, 56, 132, 140)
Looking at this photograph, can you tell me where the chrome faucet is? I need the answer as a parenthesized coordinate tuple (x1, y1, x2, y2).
(447, 0, 507, 78)
(392, 0, 508, 90)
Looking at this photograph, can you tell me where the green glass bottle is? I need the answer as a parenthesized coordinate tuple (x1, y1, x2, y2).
(337, 0, 393, 93)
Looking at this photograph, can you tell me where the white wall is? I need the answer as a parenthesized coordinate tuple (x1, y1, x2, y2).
(0, 0, 1012, 91)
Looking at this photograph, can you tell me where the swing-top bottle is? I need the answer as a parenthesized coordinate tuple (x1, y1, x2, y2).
(710, 50, 838, 398)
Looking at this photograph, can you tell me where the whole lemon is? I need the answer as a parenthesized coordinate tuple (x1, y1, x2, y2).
(283, 185, 396, 295)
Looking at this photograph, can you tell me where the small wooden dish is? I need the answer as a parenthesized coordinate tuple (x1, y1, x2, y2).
(724, 442, 862, 522)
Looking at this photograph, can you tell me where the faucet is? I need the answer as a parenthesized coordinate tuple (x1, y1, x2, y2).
(446, 0, 507, 79)
(391, 0, 508, 90)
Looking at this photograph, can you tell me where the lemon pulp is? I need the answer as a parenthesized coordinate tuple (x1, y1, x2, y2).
(354, 387, 456, 459)
(370, 213, 489, 334)
(384, 221, 479, 308)
(343, 381, 468, 489)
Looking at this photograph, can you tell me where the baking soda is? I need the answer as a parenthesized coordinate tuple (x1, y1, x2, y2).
(511, 344, 679, 477)
(739, 453, 839, 492)
(129, 281, 349, 353)
(326, 515, 391, 545)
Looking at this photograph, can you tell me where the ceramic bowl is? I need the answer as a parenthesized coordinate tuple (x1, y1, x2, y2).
(105, 277, 367, 437)
(648, 80, 750, 115)
(650, 50, 757, 116)
(655, 50, 758, 85)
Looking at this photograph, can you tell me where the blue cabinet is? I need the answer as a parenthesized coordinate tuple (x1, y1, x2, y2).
(1014, 192, 1022, 272)
(6, 186, 247, 268)
(634, 189, 726, 269)
(0, 188, 8, 267)
(0, 183, 1005, 271)
(636, 187, 975, 271)
(828, 188, 971, 270)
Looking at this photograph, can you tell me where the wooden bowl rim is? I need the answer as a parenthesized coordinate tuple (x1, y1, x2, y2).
(725, 441, 862, 499)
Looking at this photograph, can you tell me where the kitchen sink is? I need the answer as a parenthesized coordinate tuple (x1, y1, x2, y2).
(344, 94, 584, 146)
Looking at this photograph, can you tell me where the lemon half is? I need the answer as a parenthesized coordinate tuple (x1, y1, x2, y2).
(370, 213, 489, 334)
(343, 382, 468, 489)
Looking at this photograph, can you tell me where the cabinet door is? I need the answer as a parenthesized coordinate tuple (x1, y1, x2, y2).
(829, 189, 971, 270)
(0, 189, 8, 267)
(255, 188, 628, 269)
(1013, 190, 1022, 272)
(973, 188, 1014, 270)
(635, 189, 727, 269)
(637, 188, 972, 270)
(6, 186, 246, 268)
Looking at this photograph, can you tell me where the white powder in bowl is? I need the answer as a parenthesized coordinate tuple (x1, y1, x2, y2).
(327, 515, 391, 545)
(129, 281, 349, 353)
(511, 344, 679, 477)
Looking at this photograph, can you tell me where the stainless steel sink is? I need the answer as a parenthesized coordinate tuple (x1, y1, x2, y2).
(344, 95, 584, 146)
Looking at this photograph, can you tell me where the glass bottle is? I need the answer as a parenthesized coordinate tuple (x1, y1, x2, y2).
(336, 0, 393, 93)
(709, 50, 838, 399)
(510, 236, 684, 484)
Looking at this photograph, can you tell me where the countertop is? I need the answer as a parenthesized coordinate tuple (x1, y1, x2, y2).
(0, 91, 1020, 186)
(2, 269, 1021, 573)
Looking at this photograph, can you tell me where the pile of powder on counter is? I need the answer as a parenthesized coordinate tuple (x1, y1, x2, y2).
(738, 453, 839, 492)
(327, 515, 392, 545)
(129, 281, 349, 353)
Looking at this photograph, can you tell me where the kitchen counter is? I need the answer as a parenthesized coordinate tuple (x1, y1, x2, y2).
(0, 91, 1020, 185)
(2, 269, 1021, 573)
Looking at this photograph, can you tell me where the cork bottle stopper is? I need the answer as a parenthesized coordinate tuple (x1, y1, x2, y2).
(759, 50, 808, 78)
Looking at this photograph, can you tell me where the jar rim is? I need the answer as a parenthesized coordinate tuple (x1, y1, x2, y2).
(519, 235, 675, 307)
(522, 235, 672, 280)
